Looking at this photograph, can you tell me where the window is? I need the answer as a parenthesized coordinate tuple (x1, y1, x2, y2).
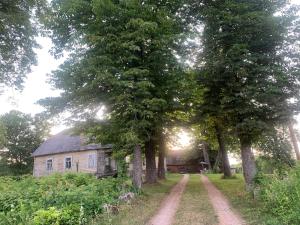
(88, 154, 96, 168)
(46, 159, 53, 171)
(105, 156, 111, 167)
(65, 157, 72, 169)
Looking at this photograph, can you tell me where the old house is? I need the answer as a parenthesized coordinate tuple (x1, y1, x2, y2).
(166, 149, 213, 173)
(166, 150, 202, 173)
(32, 131, 117, 177)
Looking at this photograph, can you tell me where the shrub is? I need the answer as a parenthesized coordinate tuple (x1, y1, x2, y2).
(259, 165, 300, 225)
(33, 207, 76, 225)
(256, 156, 293, 176)
(0, 173, 132, 225)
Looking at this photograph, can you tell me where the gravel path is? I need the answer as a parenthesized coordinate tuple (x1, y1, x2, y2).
(147, 174, 189, 225)
(201, 175, 246, 225)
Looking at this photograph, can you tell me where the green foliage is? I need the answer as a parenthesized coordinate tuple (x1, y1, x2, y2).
(256, 157, 289, 176)
(0, 173, 132, 225)
(197, 0, 300, 143)
(255, 129, 295, 172)
(33, 207, 76, 225)
(0, 110, 49, 174)
(40, 0, 185, 154)
(0, 0, 47, 89)
(259, 166, 300, 225)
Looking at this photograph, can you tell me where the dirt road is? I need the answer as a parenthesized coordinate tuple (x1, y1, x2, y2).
(201, 175, 246, 225)
(147, 174, 189, 225)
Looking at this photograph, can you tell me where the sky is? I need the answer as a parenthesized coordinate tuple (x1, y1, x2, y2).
(1, 0, 300, 136)
(0, 37, 62, 116)
(0, 37, 66, 134)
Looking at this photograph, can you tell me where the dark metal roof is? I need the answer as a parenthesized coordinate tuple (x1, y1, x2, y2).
(32, 130, 112, 157)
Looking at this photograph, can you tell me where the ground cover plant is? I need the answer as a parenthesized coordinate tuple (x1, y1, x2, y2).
(0, 173, 132, 225)
(259, 165, 300, 225)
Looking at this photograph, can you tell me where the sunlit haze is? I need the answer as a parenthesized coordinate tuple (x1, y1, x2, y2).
(169, 130, 194, 151)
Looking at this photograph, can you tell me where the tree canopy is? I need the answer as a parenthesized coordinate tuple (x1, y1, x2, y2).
(39, 0, 189, 187)
(31, 0, 300, 190)
(0, 110, 49, 174)
(41, 1, 187, 146)
(0, 0, 46, 89)
(195, 0, 300, 189)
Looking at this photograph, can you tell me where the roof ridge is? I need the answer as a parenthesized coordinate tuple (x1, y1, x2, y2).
(32, 131, 112, 157)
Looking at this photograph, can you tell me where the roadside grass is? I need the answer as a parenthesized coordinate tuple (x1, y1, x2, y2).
(206, 174, 266, 225)
(92, 173, 182, 225)
(174, 174, 217, 225)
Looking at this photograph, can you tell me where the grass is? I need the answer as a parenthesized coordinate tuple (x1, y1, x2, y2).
(92, 173, 182, 225)
(206, 174, 265, 225)
(174, 174, 217, 225)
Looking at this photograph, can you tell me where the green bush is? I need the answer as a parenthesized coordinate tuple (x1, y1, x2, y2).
(260, 165, 300, 225)
(256, 156, 294, 176)
(33, 207, 77, 225)
(0, 173, 132, 225)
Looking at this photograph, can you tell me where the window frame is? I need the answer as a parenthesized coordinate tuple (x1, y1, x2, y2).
(105, 155, 111, 167)
(46, 158, 53, 171)
(88, 154, 96, 169)
(64, 156, 72, 170)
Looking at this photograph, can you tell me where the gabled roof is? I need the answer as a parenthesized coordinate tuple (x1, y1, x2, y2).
(32, 130, 112, 157)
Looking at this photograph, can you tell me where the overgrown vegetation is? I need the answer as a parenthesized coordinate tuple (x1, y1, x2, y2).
(0, 173, 132, 225)
(259, 165, 300, 225)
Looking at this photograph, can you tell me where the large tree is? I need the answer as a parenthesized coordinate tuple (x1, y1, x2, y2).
(41, 0, 184, 187)
(0, 0, 46, 89)
(0, 110, 49, 174)
(198, 0, 300, 190)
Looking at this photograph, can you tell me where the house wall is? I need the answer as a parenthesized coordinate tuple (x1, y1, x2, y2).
(167, 164, 202, 173)
(33, 150, 116, 177)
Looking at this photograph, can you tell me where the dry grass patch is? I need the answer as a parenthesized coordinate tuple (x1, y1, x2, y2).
(174, 174, 217, 225)
(91, 174, 182, 225)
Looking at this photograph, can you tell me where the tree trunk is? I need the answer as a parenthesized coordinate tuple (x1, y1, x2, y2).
(215, 124, 232, 177)
(132, 144, 143, 189)
(145, 138, 157, 183)
(213, 151, 221, 173)
(157, 133, 166, 180)
(202, 142, 212, 170)
(240, 139, 256, 191)
(288, 122, 300, 160)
